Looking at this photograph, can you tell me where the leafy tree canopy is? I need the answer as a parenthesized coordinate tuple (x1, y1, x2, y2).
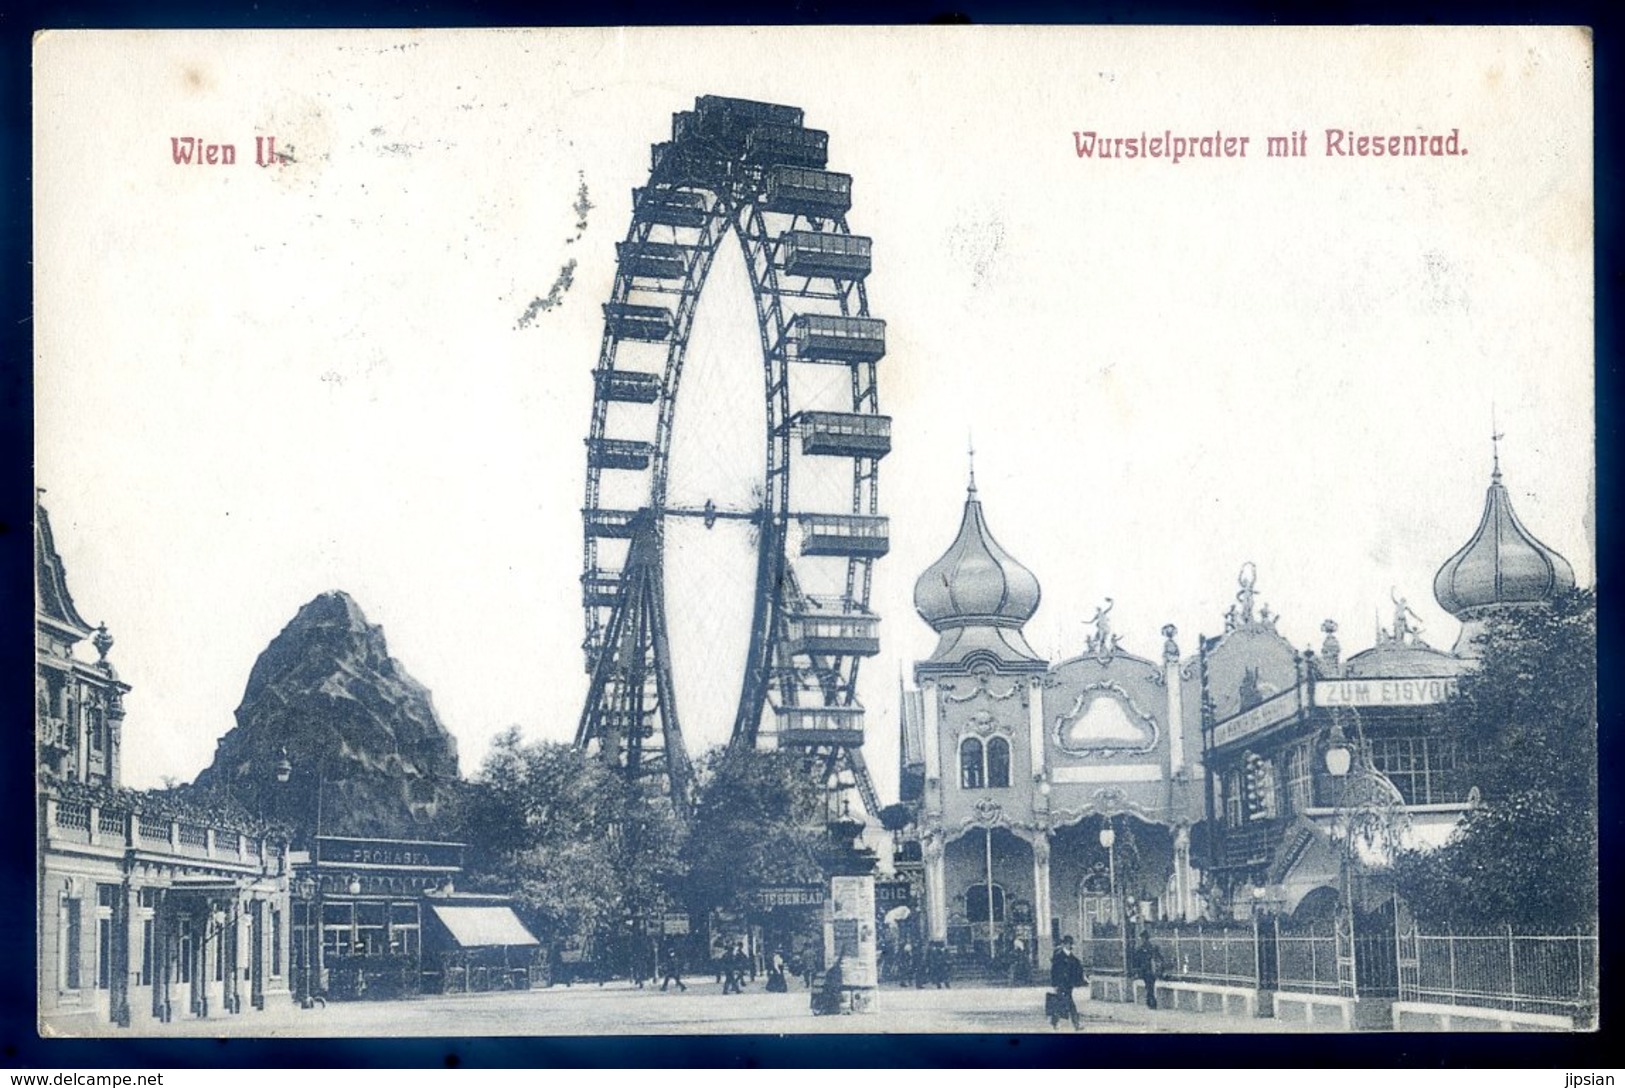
(1393, 589, 1596, 930)
(682, 746, 829, 918)
(458, 729, 685, 943)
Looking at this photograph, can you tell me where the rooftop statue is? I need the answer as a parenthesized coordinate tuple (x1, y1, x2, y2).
(1085, 598, 1120, 656)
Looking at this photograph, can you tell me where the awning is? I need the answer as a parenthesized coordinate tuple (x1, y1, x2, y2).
(428, 904, 540, 948)
(164, 878, 250, 894)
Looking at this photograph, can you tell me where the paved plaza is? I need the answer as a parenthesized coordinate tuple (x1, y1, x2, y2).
(80, 980, 1313, 1038)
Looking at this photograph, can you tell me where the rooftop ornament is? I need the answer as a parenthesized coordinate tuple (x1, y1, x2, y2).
(1224, 563, 1280, 633)
(1085, 599, 1121, 659)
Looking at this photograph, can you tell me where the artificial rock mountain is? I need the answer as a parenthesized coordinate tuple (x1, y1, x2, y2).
(194, 590, 460, 839)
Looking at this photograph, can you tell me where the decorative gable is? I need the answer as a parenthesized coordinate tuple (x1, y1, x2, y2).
(1054, 682, 1159, 757)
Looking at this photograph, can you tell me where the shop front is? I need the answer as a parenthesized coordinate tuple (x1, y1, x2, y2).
(289, 835, 456, 1001)
(422, 897, 543, 993)
(289, 835, 541, 1000)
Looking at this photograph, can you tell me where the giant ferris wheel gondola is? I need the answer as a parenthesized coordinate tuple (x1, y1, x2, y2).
(576, 96, 888, 817)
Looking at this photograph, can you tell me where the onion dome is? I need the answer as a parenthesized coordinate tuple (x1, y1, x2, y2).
(1345, 640, 1468, 679)
(915, 477, 1041, 630)
(914, 473, 1045, 673)
(1433, 454, 1576, 618)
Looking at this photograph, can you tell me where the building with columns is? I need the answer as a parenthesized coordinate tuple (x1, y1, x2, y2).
(899, 473, 1205, 966)
(898, 446, 1579, 964)
(37, 494, 292, 1031)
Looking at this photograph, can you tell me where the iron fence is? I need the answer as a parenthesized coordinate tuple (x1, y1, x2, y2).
(1076, 934, 1126, 975)
(1402, 928, 1597, 1023)
(1151, 924, 1259, 987)
(1003, 913, 1595, 1025)
(1273, 921, 1341, 996)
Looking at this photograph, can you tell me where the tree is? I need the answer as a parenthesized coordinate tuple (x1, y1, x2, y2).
(459, 729, 685, 946)
(1392, 589, 1596, 929)
(681, 746, 829, 919)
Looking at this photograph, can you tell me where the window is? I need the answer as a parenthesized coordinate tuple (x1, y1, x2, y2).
(389, 903, 421, 958)
(271, 908, 283, 977)
(1368, 735, 1462, 805)
(960, 734, 1014, 790)
(322, 902, 353, 958)
(63, 898, 82, 990)
(985, 737, 1011, 788)
(291, 904, 308, 973)
(139, 918, 154, 987)
(97, 919, 111, 989)
(1284, 743, 1314, 814)
(959, 737, 985, 789)
(176, 918, 192, 985)
(355, 903, 387, 957)
(964, 884, 1006, 923)
(1224, 770, 1243, 829)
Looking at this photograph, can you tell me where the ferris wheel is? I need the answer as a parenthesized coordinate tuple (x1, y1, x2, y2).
(576, 96, 888, 817)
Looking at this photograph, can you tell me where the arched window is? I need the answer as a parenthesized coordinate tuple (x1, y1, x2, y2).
(985, 736, 1011, 788)
(964, 884, 1006, 923)
(959, 737, 985, 789)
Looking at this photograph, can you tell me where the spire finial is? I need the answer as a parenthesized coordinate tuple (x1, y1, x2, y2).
(1491, 405, 1503, 482)
(967, 433, 977, 496)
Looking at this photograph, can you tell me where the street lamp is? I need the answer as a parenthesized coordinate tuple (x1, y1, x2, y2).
(1324, 720, 1353, 778)
(295, 875, 318, 1008)
(1097, 824, 1117, 915)
(1323, 713, 1361, 999)
(1099, 821, 1131, 987)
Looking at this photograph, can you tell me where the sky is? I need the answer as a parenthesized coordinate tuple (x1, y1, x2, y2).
(34, 27, 1593, 802)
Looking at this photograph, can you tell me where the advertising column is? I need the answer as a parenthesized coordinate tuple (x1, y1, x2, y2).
(825, 875, 878, 1013)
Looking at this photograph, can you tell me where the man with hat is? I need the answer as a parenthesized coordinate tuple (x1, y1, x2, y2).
(1048, 936, 1086, 1030)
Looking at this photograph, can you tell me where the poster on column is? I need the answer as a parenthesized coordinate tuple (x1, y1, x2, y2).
(827, 876, 879, 990)
(31, 26, 1594, 1039)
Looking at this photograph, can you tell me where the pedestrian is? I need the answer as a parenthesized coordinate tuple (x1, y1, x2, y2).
(810, 955, 844, 1015)
(722, 943, 745, 994)
(660, 946, 687, 992)
(1048, 936, 1086, 1030)
(548, 942, 566, 989)
(766, 950, 788, 993)
(929, 942, 951, 989)
(632, 939, 653, 989)
(1134, 931, 1164, 1010)
(1011, 935, 1030, 986)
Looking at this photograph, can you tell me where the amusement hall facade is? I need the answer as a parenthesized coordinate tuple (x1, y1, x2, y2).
(896, 450, 1575, 963)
